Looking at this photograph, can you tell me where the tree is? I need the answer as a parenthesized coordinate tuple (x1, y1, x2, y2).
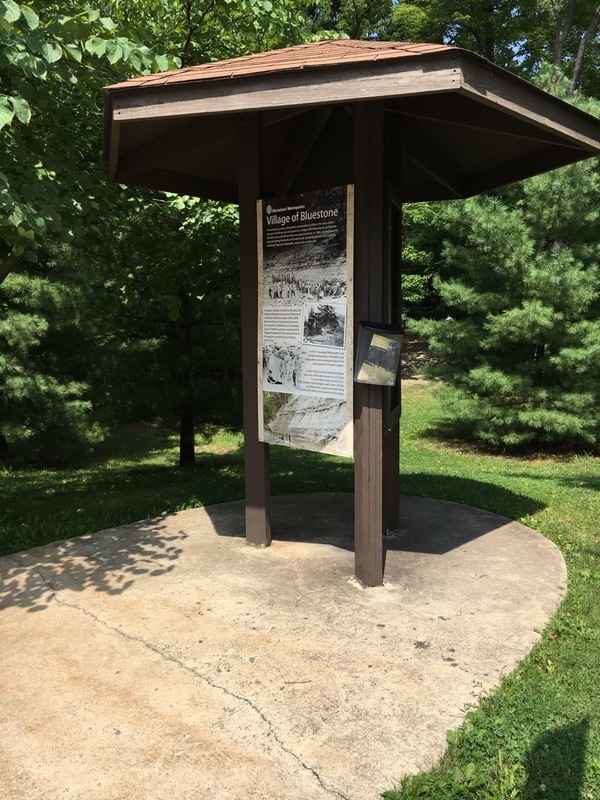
(415, 97, 600, 450)
(109, 194, 242, 468)
(0, 0, 182, 461)
(545, 0, 600, 94)
(388, 0, 544, 67)
(0, 1, 180, 283)
(1, 0, 328, 465)
(401, 202, 448, 318)
(110, 0, 330, 67)
(308, 0, 391, 39)
(97, 0, 335, 467)
(383, 0, 600, 96)
(0, 243, 108, 463)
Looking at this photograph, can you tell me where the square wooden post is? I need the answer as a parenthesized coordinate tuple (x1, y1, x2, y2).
(382, 198, 402, 536)
(353, 101, 386, 586)
(238, 113, 271, 547)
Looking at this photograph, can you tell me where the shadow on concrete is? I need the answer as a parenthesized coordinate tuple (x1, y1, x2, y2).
(0, 519, 187, 613)
(388, 493, 541, 556)
(524, 719, 588, 799)
(205, 477, 546, 557)
(1, 474, 547, 613)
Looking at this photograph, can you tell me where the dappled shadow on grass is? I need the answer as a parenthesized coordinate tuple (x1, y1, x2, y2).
(1, 429, 549, 609)
(270, 445, 354, 494)
(0, 518, 188, 613)
(0, 453, 246, 558)
(91, 423, 244, 467)
(88, 424, 178, 466)
(524, 719, 588, 800)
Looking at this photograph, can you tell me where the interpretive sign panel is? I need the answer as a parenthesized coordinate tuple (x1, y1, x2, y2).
(258, 186, 354, 457)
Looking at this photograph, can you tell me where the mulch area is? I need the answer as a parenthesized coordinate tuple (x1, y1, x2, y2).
(401, 333, 442, 380)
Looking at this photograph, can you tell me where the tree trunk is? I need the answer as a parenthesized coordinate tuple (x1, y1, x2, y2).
(534, 343, 546, 363)
(0, 252, 24, 286)
(553, 0, 576, 65)
(483, 0, 496, 63)
(179, 404, 196, 468)
(569, 5, 600, 94)
(177, 284, 196, 468)
(0, 432, 9, 460)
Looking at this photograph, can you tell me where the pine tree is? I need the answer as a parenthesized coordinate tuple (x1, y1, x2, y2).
(0, 249, 106, 463)
(416, 130, 600, 450)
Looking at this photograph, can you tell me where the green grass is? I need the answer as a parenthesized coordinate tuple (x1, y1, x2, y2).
(0, 422, 354, 557)
(394, 383, 600, 800)
(2, 383, 600, 799)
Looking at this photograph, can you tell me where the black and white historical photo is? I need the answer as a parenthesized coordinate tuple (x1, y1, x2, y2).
(263, 344, 302, 391)
(302, 303, 346, 349)
(264, 269, 346, 303)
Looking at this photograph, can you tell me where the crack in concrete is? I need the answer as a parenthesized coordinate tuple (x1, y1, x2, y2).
(2, 556, 58, 606)
(30, 570, 351, 800)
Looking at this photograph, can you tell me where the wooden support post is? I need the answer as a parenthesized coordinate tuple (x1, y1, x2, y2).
(238, 113, 271, 547)
(383, 198, 402, 537)
(383, 423, 400, 536)
(353, 101, 386, 586)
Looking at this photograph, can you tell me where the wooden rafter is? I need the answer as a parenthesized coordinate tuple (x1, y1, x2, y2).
(401, 123, 465, 199)
(464, 144, 588, 196)
(273, 106, 333, 197)
(124, 168, 237, 203)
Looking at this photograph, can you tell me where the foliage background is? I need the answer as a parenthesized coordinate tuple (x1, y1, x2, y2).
(1, 0, 599, 462)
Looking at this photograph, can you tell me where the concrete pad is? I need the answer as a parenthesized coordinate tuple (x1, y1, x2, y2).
(0, 494, 566, 800)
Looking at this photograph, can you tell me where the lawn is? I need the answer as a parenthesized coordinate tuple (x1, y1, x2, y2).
(387, 383, 600, 800)
(1, 381, 599, 799)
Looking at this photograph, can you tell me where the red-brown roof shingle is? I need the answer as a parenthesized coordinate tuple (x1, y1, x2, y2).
(105, 39, 453, 92)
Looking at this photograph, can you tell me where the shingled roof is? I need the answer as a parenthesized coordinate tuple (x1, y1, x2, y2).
(104, 39, 600, 203)
(105, 39, 452, 91)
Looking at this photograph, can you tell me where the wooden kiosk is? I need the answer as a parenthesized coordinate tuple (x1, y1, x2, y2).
(104, 40, 600, 586)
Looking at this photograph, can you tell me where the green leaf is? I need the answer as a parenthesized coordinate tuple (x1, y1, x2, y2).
(136, 45, 153, 67)
(0, 98, 14, 129)
(99, 16, 117, 31)
(20, 4, 38, 29)
(63, 42, 82, 63)
(129, 52, 141, 72)
(30, 56, 48, 79)
(85, 36, 107, 57)
(11, 95, 31, 124)
(0, 0, 21, 24)
(152, 53, 169, 72)
(31, 215, 46, 234)
(8, 208, 26, 230)
(41, 41, 63, 63)
(105, 40, 123, 65)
